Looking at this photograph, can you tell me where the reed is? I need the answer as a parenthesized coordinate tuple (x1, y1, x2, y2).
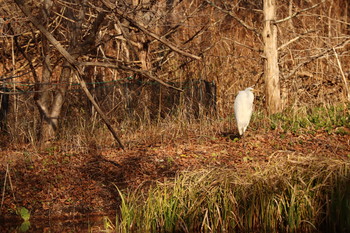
(115, 154, 350, 232)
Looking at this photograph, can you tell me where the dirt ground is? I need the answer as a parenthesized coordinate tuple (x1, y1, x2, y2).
(0, 129, 349, 224)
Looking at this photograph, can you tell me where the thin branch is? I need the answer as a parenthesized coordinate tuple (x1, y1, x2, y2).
(275, 0, 325, 24)
(0, 164, 9, 213)
(278, 30, 316, 51)
(284, 39, 350, 80)
(117, 11, 201, 60)
(205, 0, 259, 34)
(15, 0, 77, 65)
(278, 36, 301, 51)
(333, 48, 350, 101)
(154, 16, 223, 71)
(159, 1, 206, 41)
(75, 72, 125, 149)
(81, 61, 183, 92)
(80, 11, 107, 52)
(101, 0, 201, 60)
(223, 37, 262, 53)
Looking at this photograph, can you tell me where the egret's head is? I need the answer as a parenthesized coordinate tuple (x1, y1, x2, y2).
(245, 87, 254, 93)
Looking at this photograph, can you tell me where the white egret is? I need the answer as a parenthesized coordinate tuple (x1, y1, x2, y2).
(234, 87, 254, 136)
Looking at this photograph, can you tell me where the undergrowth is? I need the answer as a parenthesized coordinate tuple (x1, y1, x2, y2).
(254, 103, 349, 135)
(114, 154, 350, 233)
(119, 103, 349, 147)
(6, 98, 348, 150)
(47, 103, 350, 151)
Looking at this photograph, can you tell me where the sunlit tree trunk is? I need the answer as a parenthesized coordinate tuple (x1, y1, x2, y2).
(262, 0, 282, 114)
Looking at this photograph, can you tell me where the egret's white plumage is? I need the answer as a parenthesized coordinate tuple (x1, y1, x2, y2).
(234, 87, 254, 136)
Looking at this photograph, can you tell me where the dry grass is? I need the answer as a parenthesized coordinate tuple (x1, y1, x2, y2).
(14, 101, 343, 152)
(114, 154, 350, 232)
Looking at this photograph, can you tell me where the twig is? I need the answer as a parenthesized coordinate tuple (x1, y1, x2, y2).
(333, 48, 350, 101)
(100, 0, 202, 61)
(278, 30, 316, 51)
(14, 0, 78, 66)
(278, 36, 301, 51)
(75, 72, 125, 149)
(223, 37, 262, 53)
(284, 39, 350, 80)
(7, 164, 15, 202)
(205, 0, 259, 34)
(275, 0, 325, 24)
(159, 2, 206, 40)
(81, 61, 183, 92)
(0, 164, 9, 213)
(115, 10, 201, 60)
(0, 164, 16, 214)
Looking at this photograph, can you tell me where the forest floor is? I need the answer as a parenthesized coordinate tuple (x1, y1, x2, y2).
(0, 127, 349, 228)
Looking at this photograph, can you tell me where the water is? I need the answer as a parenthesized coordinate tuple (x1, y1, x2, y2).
(0, 215, 114, 232)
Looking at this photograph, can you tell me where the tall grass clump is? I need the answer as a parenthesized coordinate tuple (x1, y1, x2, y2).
(115, 154, 350, 232)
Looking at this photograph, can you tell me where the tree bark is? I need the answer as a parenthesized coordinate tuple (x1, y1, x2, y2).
(34, 0, 68, 143)
(37, 67, 69, 143)
(262, 0, 282, 114)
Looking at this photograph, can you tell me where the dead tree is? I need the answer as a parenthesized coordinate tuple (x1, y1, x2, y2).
(262, 0, 281, 114)
(14, 0, 122, 146)
(13, 0, 202, 148)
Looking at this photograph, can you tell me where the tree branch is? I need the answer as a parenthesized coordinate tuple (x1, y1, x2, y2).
(278, 31, 316, 51)
(101, 0, 201, 60)
(14, 0, 77, 66)
(205, 0, 259, 34)
(333, 48, 350, 101)
(275, 0, 325, 24)
(284, 39, 350, 80)
(81, 61, 183, 92)
(14, 0, 125, 149)
(119, 12, 201, 60)
(80, 11, 107, 53)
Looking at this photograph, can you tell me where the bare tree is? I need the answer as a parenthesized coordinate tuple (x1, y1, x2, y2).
(2, 0, 348, 146)
(262, 0, 281, 114)
(205, 0, 339, 114)
(10, 0, 202, 146)
(14, 0, 112, 144)
(34, 0, 69, 142)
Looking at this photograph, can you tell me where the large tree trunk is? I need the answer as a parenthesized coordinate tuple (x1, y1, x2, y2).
(262, 0, 282, 114)
(36, 62, 69, 143)
(34, 0, 74, 143)
(34, 0, 68, 143)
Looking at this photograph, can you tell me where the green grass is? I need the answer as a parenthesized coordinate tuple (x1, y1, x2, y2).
(260, 103, 350, 134)
(114, 155, 350, 232)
